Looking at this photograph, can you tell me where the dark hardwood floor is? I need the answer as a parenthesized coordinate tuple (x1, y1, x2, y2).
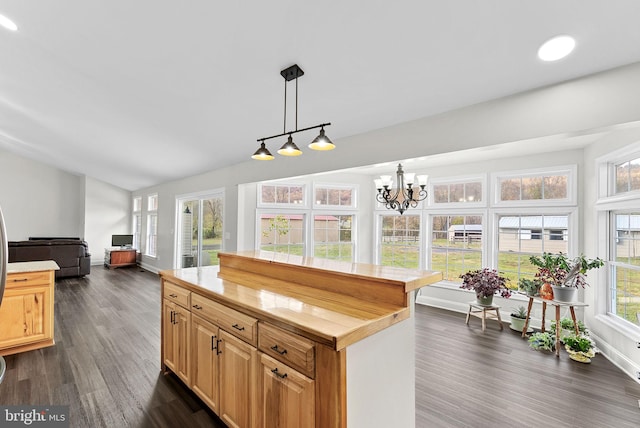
(1, 267, 639, 427)
(0, 266, 225, 428)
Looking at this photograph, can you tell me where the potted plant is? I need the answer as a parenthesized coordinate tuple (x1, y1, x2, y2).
(518, 278, 542, 297)
(550, 317, 587, 341)
(510, 305, 528, 332)
(460, 268, 511, 306)
(528, 331, 555, 352)
(563, 334, 596, 363)
(529, 252, 604, 302)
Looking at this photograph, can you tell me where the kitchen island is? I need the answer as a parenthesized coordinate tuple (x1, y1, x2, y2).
(159, 251, 442, 428)
(0, 260, 59, 356)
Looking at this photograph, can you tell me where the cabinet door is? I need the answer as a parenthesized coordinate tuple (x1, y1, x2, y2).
(162, 299, 177, 371)
(0, 285, 51, 349)
(191, 314, 220, 413)
(174, 307, 191, 385)
(219, 330, 258, 428)
(260, 353, 315, 428)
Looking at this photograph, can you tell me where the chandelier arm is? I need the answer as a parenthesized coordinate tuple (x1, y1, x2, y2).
(257, 122, 331, 143)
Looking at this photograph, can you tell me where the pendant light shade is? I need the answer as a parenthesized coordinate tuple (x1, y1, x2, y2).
(277, 135, 302, 156)
(308, 127, 335, 151)
(251, 142, 274, 161)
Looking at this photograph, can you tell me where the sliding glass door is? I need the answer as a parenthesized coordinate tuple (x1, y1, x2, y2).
(177, 192, 224, 268)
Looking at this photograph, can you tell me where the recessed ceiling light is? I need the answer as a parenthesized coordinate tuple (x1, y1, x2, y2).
(0, 13, 18, 32)
(538, 35, 575, 61)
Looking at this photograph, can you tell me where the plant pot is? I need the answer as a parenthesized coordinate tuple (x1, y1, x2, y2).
(510, 316, 527, 332)
(476, 294, 494, 306)
(551, 286, 577, 302)
(565, 345, 595, 363)
(540, 283, 554, 300)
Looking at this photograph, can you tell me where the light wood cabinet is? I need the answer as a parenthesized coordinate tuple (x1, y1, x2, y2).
(160, 252, 442, 428)
(259, 353, 315, 428)
(218, 330, 258, 428)
(191, 314, 220, 413)
(163, 299, 190, 385)
(0, 267, 56, 356)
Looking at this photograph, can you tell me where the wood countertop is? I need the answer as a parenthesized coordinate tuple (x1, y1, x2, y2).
(7, 260, 60, 274)
(160, 251, 442, 350)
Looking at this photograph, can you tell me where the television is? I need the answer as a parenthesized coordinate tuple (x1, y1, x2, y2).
(112, 234, 134, 248)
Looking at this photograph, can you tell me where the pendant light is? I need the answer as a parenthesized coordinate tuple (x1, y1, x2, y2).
(253, 64, 333, 160)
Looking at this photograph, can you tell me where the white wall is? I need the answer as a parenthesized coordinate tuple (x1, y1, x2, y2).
(83, 176, 131, 265)
(0, 148, 84, 240)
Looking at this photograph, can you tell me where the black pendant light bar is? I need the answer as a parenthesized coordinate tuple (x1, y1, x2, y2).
(256, 122, 331, 143)
(253, 64, 334, 160)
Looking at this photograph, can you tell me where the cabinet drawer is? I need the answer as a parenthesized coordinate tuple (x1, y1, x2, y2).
(190, 293, 222, 325)
(191, 294, 257, 346)
(6, 271, 51, 288)
(259, 322, 315, 378)
(164, 282, 191, 309)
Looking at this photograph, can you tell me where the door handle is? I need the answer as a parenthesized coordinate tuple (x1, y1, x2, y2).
(270, 345, 288, 355)
(216, 339, 223, 355)
(271, 368, 288, 379)
(211, 335, 217, 351)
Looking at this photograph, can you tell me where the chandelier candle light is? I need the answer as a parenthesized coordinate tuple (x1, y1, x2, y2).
(375, 164, 428, 215)
(253, 64, 334, 160)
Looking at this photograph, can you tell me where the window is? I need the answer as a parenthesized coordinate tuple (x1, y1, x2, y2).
(314, 185, 355, 208)
(431, 215, 483, 281)
(432, 180, 482, 204)
(614, 157, 640, 194)
(259, 184, 305, 206)
(495, 168, 573, 204)
(497, 214, 569, 286)
(177, 192, 224, 268)
(313, 214, 354, 261)
(609, 213, 640, 326)
(132, 197, 142, 251)
(146, 194, 158, 257)
(146, 214, 158, 257)
(379, 214, 421, 269)
(259, 213, 305, 255)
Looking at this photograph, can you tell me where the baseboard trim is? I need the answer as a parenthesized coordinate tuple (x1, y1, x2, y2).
(589, 331, 640, 384)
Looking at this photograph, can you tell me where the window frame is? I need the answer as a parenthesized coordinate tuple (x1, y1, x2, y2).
(312, 183, 358, 210)
(596, 143, 640, 334)
(257, 182, 308, 208)
(428, 175, 486, 209)
(375, 211, 424, 270)
(491, 165, 577, 208)
(145, 193, 158, 258)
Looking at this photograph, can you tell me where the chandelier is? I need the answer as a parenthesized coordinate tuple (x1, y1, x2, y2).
(253, 64, 334, 160)
(374, 164, 428, 215)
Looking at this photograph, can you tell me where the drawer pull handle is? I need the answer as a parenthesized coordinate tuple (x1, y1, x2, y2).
(271, 345, 288, 355)
(216, 339, 223, 355)
(232, 324, 245, 331)
(211, 335, 217, 351)
(271, 368, 288, 379)
(169, 293, 178, 298)
(192, 304, 202, 310)
(13, 278, 28, 282)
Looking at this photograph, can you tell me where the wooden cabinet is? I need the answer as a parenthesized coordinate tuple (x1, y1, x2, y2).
(104, 248, 137, 269)
(191, 314, 220, 413)
(163, 299, 190, 384)
(0, 266, 57, 356)
(218, 330, 258, 428)
(259, 353, 315, 428)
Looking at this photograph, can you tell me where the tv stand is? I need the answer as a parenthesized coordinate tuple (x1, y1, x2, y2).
(104, 247, 137, 269)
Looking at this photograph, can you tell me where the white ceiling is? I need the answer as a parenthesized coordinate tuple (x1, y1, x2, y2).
(2, 1, 640, 190)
